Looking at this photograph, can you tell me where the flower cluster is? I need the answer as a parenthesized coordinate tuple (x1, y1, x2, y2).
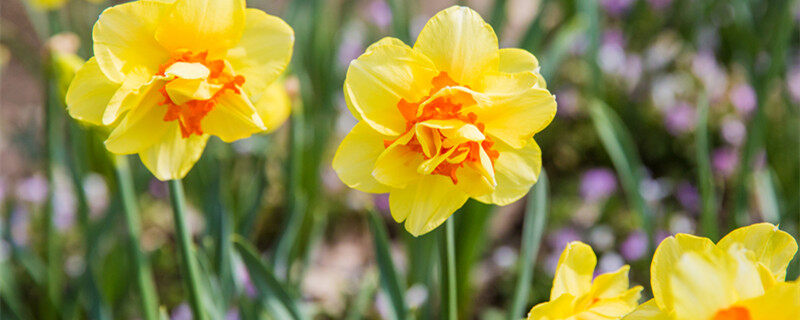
(528, 223, 799, 320)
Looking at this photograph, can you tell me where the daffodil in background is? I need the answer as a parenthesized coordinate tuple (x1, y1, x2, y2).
(332, 6, 556, 236)
(526, 241, 642, 320)
(624, 223, 800, 320)
(65, 0, 294, 180)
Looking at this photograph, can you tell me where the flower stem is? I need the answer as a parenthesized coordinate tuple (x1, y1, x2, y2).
(113, 155, 159, 320)
(440, 218, 458, 320)
(168, 179, 206, 320)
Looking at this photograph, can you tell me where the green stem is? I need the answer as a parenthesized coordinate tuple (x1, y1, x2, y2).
(168, 179, 206, 320)
(114, 156, 159, 320)
(440, 219, 457, 320)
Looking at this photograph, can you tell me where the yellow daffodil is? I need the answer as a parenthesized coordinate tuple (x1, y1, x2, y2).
(66, 0, 294, 180)
(624, 223, 800, 320)
(332, 6, 556, 236)
(527, 242, 643, 320)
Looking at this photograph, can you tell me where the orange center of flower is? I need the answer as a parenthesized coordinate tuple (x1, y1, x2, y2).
(157, 51, 245, 138)
(388, 72, 499, 184)
(713, 306, 751, 320)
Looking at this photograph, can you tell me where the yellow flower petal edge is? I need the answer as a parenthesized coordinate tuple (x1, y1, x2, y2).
(66, 0, 294, 180)
(333, 5, 556, 236)
(632, 222, 799, 320)
(527, 241, 642, 320)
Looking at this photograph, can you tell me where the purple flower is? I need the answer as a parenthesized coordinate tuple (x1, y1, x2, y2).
(234, 258, 257, 298)
(692, 51, 728, 101)
(729, 83, 756, 116)
(675, 182, 700, 213)
(601, 0, 634, 17)
(368, 0, 392, 28)
(149, 179, 168, 199)
(373, 194, 389, 213)
(712, 147, 739, 178)
(654, 230, 670, 246)
(547, 227, 581, 253)
(787, 64, 800, 103)
(15, 174, 48, 204)
(171, 303, 191, 320)
(664, 102, 696, 135)
(10, 206, 30, 246)
(337, 29, 365, 68)
(620, 231, 647, 261)
(721, 117, 746, 146)
(580, 168, 618, 202)
(555, 89, 579, 117)
(226, 309, 240, 320)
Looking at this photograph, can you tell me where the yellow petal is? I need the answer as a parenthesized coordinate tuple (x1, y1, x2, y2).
(164, 78, 222, 105)
(365, 37, 408, 53)
(454, 165, 495, 198)
(155, 0, 246, 53)
(475, 139, 541, 206)
(388, 174, 469, 236)
(413, 6, 499, 87)
(470, 72, 556, 149)
(717, 222, 798, 281)
(163, 62, 210, 79)
(650, 233, 716, 313)
(104, 80, 171, 154)
(225, 9, 294, 101)
(371, 132, 424, 188)
(254, 80, 291, 133)
(526, 294, 576, 320)
(738, 281, 800, 320)
(139, 124, 209, 181)
(621, 299, 670, 320)
(590, 265, 633, 299)
(66, 58, 121, 125)
(102, 73, 151, 125)
(725, 243, 767, 301)
(498, 48, 540, 74)
(668, 251, 737, 320)
(202, 91, 266, 142)
(331, 122, 392, 194)
(499, 48, 547, 88)
(551, 241, 596, 300)
(583, 287, 642, 319)
(92, 0, 170, 83)
(345, 41, 438, 136)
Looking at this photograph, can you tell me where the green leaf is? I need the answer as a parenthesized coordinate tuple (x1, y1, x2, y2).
(233, 236, 304, 320)
(508, 171, 549, 320)
(588, 100, 654, 254)
(695, 94, 719, 240)
(368, 210, 407, 320)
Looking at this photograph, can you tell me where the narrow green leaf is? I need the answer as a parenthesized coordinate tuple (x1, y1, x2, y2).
(695, 94, 719, 240)
(367, 210, 407, 320)
(508, 171, 549, 320)
(454, 201, 492, 317)
(539, 17, 588, 80)
(588, 100, 654, 254)
(233, 236, 303, 320)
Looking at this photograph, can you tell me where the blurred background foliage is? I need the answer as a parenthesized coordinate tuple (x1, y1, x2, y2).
(1, 0, 799, 319)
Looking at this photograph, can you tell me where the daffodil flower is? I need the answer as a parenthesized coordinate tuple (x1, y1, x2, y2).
(66, 0, 293, 180)
(527, 242, 643, 320)
(624, 223, 800, 320)
(332, 6, 556, 236)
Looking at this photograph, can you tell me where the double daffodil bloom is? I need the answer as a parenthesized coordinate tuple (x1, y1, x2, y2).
(624, 223, 800, 320)
(66, 0, 293, 180)
(527, 242, 643, 320)
(332, 6, 556, 236)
